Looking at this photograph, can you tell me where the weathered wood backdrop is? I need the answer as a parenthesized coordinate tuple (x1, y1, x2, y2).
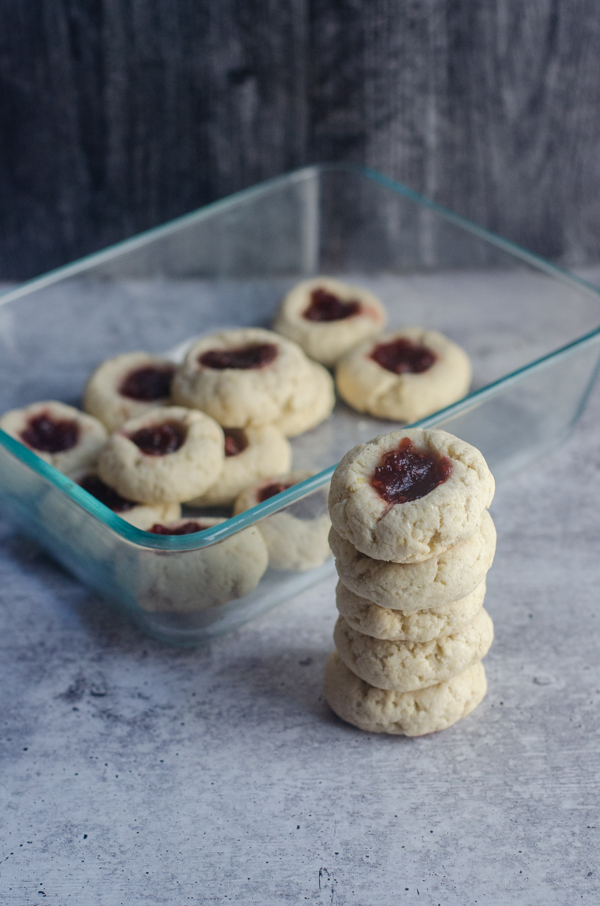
(1, 1, 600, 278)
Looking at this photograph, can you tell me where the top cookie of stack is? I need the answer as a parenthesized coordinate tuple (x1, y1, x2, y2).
(329, 427, 494, 563)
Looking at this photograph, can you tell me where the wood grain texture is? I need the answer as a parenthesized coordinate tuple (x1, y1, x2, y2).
(310, 0, 600, 264)
(0, 0, 308, 277)
(1, 0, 600, 277)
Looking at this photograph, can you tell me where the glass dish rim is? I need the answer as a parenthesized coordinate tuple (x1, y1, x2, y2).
(2, 162, 600, 552)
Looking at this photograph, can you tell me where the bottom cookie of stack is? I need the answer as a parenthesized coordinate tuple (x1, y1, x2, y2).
(324, 652, 487, 737)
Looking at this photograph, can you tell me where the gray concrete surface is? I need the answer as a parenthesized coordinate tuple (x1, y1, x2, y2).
(2, 389, 600, 905)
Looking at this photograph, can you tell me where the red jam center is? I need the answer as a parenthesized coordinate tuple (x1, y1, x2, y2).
(150, 521, 208, 535)
(119, 365, 174, 401)
(257, 481, 294, 503)
(78, 474, 136, 512)
(129, 421, 185, 455)
(370, 338, 436, 374)
(371, 438, 452, 504)
(21, 413, 79, 453)
(224, 428, 248, 457)
(303, 288, 361, 322)
(199, 343, 277, 370)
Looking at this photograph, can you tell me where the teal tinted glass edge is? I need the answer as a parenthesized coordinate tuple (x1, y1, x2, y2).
(3, 318, 600, 553)
(0, 425, 335, 550)
(1, 162, 600, 550)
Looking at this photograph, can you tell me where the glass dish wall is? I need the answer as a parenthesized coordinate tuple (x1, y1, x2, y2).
(1, 164, 599, 644)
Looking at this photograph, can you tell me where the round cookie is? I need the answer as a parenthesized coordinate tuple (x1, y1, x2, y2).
(328, 428, 495, 563)
(171, 327, 329, 433)
(335, 327, 471, 421)
(83, 351, 176, 432)
(74, 470, 181, 530)
(189, 424, 292, 507)
(234, 471, 331, 571)
(119, 517, 269, 613)
(98, 406, 224, 504)
(333, 608, 493, 692)
(269, 360, 335, 437)
(0, 400, 108, 476)
(329, 510, 496, 612)
(273, 277, 387, 367)
(336, 579, 486, 642)
(324, 652, 487, 736)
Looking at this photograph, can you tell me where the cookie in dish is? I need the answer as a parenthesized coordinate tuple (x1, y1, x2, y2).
(234, 471, 331, 571)
(121, 517, 269, 613)
(336, 327, 471, 422)
(98, 406, 224, 504)
(273, 277, 387, 367)
(0, 400, 107, 476)
(83, 351, 175, 432)
(171, 327, 334, 436)
(188, 424, 291, 507)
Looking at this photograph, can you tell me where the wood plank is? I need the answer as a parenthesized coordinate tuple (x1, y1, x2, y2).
(0, 0, 309, 277)
(1, 1, 600, 277)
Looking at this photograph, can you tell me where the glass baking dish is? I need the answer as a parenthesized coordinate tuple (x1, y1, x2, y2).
(1, 163, 600, 645)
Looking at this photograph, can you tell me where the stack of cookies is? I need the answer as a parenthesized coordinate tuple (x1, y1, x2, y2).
(324, 428, 496, 737)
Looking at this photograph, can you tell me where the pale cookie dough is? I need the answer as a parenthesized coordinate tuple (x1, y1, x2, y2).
(234, 471, 331, 571)
(189, 424, 292, 506)
(119, 517, 269, 613)
(324, 652, 487, 736)
(73, 470, 181, 530)
(273, 277, 387, 367)
(329, 510, 496, 611)
(329, 428, 495, 563)
(83, 351, 176, 432)
(171, 327, 328, 433)
(0, 400, 107, 476)
(335, 579, 486, 642)
(98, 406, 224, 504)
(333, 608, 493, 692)
(269, 360, 335, 437)
(336, 327, 471, 421)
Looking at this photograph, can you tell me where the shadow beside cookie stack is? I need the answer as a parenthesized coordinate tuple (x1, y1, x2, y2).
(324, 428, 496, 737)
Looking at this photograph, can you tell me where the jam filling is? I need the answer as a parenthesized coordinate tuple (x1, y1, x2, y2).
(257, 481, 293, 503)
(224, 428, 248, 457)
(119, 364, 175, 401)
(150, 521, 208, 535)
(21, 413, 79, 453)
(370, 338, 436, 374)
(78, 474, 136, 512)
(199, 343, 278, 370)
(129, 421, 185, 455)
(303, 288, 361, 322)
(371, 438, 452, 504)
